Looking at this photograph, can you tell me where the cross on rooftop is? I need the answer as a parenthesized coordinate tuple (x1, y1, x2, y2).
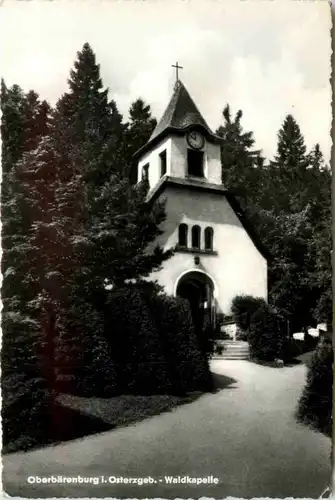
(172, 62, 183, 81)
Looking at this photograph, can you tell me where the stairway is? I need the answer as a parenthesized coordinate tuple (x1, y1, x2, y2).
(213, 340, 249, 360)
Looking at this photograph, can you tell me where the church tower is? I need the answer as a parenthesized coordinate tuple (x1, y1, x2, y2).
(134, 73, 268, 325)
(136, 79, 222, 189)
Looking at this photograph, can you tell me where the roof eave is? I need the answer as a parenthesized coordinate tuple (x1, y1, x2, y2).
(133, 125, 223, 161)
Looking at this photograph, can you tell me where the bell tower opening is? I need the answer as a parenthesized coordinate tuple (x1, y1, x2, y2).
(187, 149, 204, 177)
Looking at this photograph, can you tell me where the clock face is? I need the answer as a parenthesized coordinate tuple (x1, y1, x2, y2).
(187, 130, 205, 150)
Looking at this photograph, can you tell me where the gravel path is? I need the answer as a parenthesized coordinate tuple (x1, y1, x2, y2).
(3, 360, 331, 498)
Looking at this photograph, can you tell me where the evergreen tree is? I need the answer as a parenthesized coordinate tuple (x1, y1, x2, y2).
(1, 86, 54, 452)
(52, 43, 171, 286)
(269, 114, 309, 213)
(61, 42, 127, 188)
(125, 98, 157, 184)
(216, 104, 265, 207)
(1, 81, 27, 174)
(45, 44, 172, 394)
(264, 120, 331, 330)
(305, 146, 332, 325)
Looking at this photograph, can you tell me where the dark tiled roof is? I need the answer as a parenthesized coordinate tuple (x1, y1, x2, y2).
(150, 80, 213, 141)
(133, 80, 222, 159)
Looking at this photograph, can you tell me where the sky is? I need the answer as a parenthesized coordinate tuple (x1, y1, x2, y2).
(1, 0, 332, 163)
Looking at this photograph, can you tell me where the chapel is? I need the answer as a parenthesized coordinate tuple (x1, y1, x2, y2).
(134, 74, 268, 330)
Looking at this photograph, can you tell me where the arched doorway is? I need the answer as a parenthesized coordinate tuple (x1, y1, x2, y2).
(176, 271, 215, 332)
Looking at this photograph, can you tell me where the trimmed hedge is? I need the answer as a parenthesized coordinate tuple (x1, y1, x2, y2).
(231, 295, 265, 332)
(53, 292, 118, 398)
(1, 310, 54, 453)
(147, 293, 213, 394)
(4, 282, 214, 454)
(248, 302, 286, 361)
(2, 373, 53, 453)
(105, 286, 171, 395)
(104, 284, 213, 395)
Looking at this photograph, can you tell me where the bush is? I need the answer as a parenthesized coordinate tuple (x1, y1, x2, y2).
(248, 303, 286, 361)
(105, 286, 172, 395)
(148, 293, 213, 393)
(1, 310, 54, 453)
(104, 284, 213, 395)
(283, 336, 318, 361)
(231, 295, 265, 332)
(235, 329, 248, 341)
(2, 373, 53, 453)
(54, 293, 118, 398)
(296, 340, 333, 437)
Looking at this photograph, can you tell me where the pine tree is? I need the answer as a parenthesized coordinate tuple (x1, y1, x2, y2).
(125, 98, 157, 184)
(1, 81, 27, 174)
(264, 119, 331, 330)
(216, 104, 265, 207)
(53, 43, 172, 289)
(305, 145, 332, 325)
(269, 114, 309, 213)
(62, 42, 127, 187)
(1, 86, 54, 452)
(83, 178, 172, 289)
(47, 44, 172, 394)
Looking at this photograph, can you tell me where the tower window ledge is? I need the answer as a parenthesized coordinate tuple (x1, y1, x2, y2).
(186, 175, 207, 181)
(175, 245, 218, 256)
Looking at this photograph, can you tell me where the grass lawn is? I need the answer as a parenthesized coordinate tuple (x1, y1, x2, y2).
(5, 373, 236, 455)
(56, 371, 237, 428)
(4, 392, 205, 455)
(56, 391, 204, 428)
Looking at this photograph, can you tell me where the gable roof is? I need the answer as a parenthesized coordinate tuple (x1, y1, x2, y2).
(146, 176, 271, 261)
(134, 80, 222, 159)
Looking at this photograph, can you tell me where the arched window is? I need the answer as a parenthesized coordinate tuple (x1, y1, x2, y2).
(178, 223, 188, 247)
(192, 225, 201, 249)
(204, 227, 214, 251)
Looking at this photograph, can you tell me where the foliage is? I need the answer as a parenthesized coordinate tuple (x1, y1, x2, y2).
(248, 303, 286, 361)
(217, 106, 331, 330)
(147, 292, 213, 393)
(104, 285, 171, 395)
(231, 295, 266, 331)
(1, 84, 55, 452)
(125, 98, 157, 184)
(102, 284, 212, 396)
(1, 44, 171, 452)
(216, 104, 265, 217)
(296, 340, 333, 437)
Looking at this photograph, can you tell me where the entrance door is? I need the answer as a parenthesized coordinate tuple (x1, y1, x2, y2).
(176, 271, 215, 332)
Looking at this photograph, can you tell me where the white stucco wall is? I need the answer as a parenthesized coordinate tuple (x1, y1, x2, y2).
(138, 137, 172, 188)
(138, 135, 222, 187)
(148, 185, 268, 315)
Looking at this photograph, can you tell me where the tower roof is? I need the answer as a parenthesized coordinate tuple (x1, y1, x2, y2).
(134, 80, 221, 159)
(150, 80, 213, 141)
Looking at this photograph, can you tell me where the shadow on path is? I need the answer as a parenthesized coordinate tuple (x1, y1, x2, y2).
(211, 372, 238, 391)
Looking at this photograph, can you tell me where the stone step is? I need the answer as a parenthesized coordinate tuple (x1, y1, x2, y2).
(213, 355, 249, 360)
(222, 341, 248, 346)
(221, 349, 249, 354)
(219, 347, 249, 352)
(214, 340, 250, 360)
(221, 344, 249, 350)
(215, 351, 249, 355)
